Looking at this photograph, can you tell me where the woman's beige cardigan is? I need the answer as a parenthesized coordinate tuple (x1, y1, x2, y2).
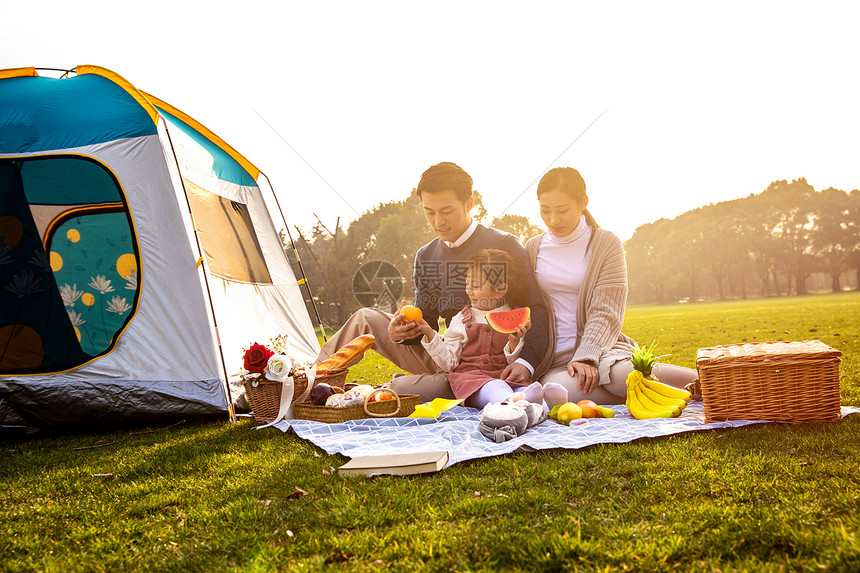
(525, 228, 635, 383)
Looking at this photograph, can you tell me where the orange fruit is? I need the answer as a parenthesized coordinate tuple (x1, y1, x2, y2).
(400, 305, 422, 323)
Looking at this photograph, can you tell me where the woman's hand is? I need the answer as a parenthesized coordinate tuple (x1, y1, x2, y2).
(568, 361, 599, 394)
(507, 320, 531, 348)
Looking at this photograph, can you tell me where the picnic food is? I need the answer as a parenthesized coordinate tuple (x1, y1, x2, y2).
(629, 341, 658, 378)
(556, 402, 583, 425)
(576, 399, 600, 418)
(486, 307, 531, 334)
(625, 342, 692, 420)
(640, 376, 692, 402)
(309, 382, 339, 405)
(399, 305, 423, 323)
(368, 390, 395, 402)
(315, 334, 375, 374)
(626, 370, 691, 419)
(594, 405, 616, 418)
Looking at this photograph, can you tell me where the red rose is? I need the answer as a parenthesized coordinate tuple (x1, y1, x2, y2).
(243, 343, 274, 374)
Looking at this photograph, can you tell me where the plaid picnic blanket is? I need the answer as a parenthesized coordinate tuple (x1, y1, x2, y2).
(271, 402, 860, 468)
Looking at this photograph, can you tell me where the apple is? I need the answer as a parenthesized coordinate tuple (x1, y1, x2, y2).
(576, 399, 600, 418)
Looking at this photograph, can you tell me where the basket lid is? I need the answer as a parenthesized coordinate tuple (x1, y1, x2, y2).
(696, 339, 841, 366)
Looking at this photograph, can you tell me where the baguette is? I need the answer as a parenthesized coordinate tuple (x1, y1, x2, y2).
(315, 334, 376, 374)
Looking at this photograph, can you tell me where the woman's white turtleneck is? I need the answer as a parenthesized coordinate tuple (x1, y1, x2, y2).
(535, 215, 592, 354)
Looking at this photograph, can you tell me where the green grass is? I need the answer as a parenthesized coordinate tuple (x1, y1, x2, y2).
(2, 293, 860, 572)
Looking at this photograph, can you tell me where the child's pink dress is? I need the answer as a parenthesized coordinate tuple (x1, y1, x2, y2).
(424, 307, 528, 400)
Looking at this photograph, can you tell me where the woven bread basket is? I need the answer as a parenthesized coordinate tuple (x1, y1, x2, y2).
(696, 340, 841, 423)
(244, 368, 348, 423)
(294, 388, 421, 423)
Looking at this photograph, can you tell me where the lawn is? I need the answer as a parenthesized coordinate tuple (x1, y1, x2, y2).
(2, 293, 859, 572)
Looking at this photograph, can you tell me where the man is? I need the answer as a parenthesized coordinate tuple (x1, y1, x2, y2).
(315, 162, 549, 397)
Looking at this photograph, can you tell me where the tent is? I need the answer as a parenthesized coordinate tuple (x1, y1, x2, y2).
(0, 65, 320, 432)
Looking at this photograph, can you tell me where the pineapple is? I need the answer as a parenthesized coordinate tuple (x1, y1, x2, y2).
(629, 341, 660, 380)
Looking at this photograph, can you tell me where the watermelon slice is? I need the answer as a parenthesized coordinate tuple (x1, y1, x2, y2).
(486, 307, 531, 334)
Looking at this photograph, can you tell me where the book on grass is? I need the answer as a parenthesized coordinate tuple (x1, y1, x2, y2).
(338, 451, 449, 477)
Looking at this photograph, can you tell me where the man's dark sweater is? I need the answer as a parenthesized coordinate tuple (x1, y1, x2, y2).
(408, 224, 549, 372)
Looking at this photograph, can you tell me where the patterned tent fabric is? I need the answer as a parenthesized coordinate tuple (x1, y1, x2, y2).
(272, 403, 860, 468)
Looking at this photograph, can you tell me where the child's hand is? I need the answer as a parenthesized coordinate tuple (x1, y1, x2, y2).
(508, 320, 531, 347)
(416, 318, 436, 341)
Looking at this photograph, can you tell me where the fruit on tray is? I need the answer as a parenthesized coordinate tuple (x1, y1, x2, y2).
(624, 341, 692, 420)
(486, 307, 531, 334)
(308, 382, 338, 405)
(367, 389, 395, 402)
(399, 305, 423, 323)
(315, 334, 375, 374)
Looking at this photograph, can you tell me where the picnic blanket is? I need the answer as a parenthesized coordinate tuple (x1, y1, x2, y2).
(271, 403, 860, 469)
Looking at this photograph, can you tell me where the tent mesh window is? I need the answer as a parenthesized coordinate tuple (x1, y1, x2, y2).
(0, 156, 140, 373)
(184, 179, 272, 284)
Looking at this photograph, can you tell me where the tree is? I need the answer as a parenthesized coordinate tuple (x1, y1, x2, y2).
(847, 190, 860, 289)
(624, 218, 675, 303)
(811, 187, 852, 292)
(489, 214, 542, 243)
(763, 179, 817, 295)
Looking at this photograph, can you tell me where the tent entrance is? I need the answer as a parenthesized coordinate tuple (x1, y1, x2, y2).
(0, 155, 140, 374)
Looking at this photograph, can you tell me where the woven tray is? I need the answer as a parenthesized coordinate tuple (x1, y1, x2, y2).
(244, 368, 348, 423)
(294, 389, 421, 423)
(696, 340, 842, 423)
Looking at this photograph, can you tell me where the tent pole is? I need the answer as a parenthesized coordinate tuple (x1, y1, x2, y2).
(160, 118, 237, 422)
(259, 172, 328, 343)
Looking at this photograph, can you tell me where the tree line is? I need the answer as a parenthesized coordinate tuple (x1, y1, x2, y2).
(284, 178, 859, 328)
(624, 178, 860, 304)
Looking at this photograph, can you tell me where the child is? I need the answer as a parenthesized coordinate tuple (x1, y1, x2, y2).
(412, 249, 550, 409)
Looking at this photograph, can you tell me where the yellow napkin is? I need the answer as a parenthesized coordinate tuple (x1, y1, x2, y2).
(408, 398, 464, 418)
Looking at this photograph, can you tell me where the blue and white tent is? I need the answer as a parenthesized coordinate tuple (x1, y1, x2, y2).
(0, 65, 319, 432)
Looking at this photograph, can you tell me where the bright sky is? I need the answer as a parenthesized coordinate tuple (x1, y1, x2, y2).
(2, 1, 858, 240)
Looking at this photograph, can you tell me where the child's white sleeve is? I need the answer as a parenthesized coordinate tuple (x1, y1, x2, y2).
(504, 337, 525, 364)
(421, 312, 467, 372)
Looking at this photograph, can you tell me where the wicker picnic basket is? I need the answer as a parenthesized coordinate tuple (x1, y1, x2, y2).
(696, 340, 842, 424)
(244, 368, 348, 423)
(294, 388, 421, 423)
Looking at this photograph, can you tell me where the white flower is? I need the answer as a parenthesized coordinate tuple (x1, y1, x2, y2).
(264, 354, 293, 382)
(88, 274, 115, 294)
(67, 309, 85, 327)
(270, 334, 289, 354)
(124, 269, 138, 291)
(106, 295, 131, 315)
(6, 271, 43, 298)
(60, 283, 84, 307)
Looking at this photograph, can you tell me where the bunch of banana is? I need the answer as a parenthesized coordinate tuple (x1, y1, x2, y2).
(625, 342, 693, 420)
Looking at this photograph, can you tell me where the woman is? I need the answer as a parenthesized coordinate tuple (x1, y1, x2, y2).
(526, 167, 697, 404)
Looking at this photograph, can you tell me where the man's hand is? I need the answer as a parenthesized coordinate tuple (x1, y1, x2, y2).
(568, 361, 599, 394)
(388, 304, 423, 343)
(500, 362, 532, 385)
